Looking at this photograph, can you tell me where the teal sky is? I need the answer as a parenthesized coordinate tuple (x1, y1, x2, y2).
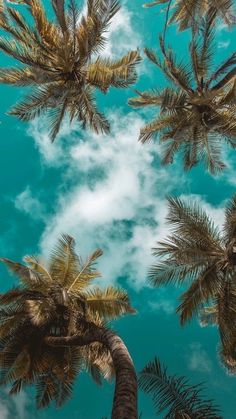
(0, 0, 236, 417)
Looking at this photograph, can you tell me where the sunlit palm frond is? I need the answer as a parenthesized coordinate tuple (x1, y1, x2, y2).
(0, 257, 51, 289)
(48, 234, 80, 286)
(0, 0, 139, 141)
(85, 286, 135, 320)
(130, 5, 236, 173)
(67, 247, 103, 292)
(86, 50, 141, 92)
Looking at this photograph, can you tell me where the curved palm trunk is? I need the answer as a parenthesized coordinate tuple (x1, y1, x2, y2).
(46, 323, 138, 419)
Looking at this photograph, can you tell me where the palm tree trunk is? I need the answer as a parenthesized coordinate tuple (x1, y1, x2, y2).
(45, 323, 138, 419)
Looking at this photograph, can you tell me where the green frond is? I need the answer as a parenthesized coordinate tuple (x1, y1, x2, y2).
(139, 357, 222, 418)
(85, 286, 135, 320)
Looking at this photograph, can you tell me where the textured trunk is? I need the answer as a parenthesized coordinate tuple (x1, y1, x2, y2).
(101, 328, 138, 419)
(46, 323, 138, 419)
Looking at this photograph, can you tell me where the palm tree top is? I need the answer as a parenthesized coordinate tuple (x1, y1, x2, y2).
(149, 195, 236, 372)
(142, 0, 235, 29)
(0, 0, 141, 140)
(129, 11, 236, 173)
(0, 234, 135, 408)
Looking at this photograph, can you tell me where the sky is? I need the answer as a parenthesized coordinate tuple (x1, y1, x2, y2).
(0, 0, 236, 418)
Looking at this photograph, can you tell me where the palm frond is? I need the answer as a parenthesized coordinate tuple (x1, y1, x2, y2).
(73, 87, 110, 134)
(177, 265, 220, 324)
(223, 195, 236, 243)
(139, 357, 222, 418)
(166, 197, 222, 248)
(86, 50, 141, 92)
(67, 247, 103, 292)
(0, 257, 51, 288)
(8, 86, 55, 121)
(49, 234, 80, 286)
(85, 286, 135, 320)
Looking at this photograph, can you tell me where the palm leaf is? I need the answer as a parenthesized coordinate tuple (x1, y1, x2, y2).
(85, 286, 135, 320)
(139, 357, 222, 418)
(223, 195, 236, 242)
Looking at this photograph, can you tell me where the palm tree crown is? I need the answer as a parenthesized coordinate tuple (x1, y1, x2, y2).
(0, 234, 135, 408)
(149, 196, 236, 372)
(0, 0, 141, 141)
(143, 0, 235, 29)
(139, 357, 222, 418)
(129, 11, 236, 173)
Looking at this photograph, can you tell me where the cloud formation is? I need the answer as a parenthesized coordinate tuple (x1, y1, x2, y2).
(186, 342, 213, 374)
(38, 111, 174, 289)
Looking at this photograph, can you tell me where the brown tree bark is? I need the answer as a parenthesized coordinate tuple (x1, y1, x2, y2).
(45, 322, 138, 419)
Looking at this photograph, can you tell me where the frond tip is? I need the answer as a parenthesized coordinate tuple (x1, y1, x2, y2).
(139, 357, 222, 418)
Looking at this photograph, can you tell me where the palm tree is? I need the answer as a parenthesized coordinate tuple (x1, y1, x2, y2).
(0, 0, 141, 141)
(142, 0, 235, 29)
(148, 195, 236, 373)
(139, 357, 222, 418)
(0, 234, 138, 419)
(129, 10, 236, 174)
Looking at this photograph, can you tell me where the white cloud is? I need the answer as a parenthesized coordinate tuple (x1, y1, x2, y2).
(102, 5, 142, 57)
(28, 117, 78, 165)
(218, 40, 230, 49)
(37, 111, 180, 289)
(0, 391, 29, 419)
(149, 298, 175, 315)
(37, 112, 173, 286)
(15, 186, 45, 221)
(186, 342, 213, 374)
(26, 106, 229, 291)
(0, 401, 8, 419)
